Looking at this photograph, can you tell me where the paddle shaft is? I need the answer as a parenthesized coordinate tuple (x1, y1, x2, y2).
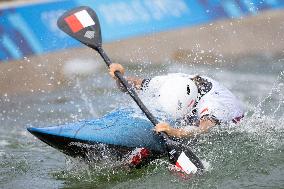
(97, 46, 170, 140)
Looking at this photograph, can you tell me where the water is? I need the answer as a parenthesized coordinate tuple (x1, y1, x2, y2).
(0, 54, 283, 189)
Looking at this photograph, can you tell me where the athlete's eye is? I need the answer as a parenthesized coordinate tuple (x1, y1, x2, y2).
(187, 85, 190, 95)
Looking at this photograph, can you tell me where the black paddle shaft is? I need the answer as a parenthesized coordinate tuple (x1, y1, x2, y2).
(96, 46, 170, 141)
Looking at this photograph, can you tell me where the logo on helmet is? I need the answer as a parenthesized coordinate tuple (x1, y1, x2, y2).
(187, 84, 191, 95)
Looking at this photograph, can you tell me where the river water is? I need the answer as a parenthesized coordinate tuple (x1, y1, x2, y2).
(0, 54, 283, 189)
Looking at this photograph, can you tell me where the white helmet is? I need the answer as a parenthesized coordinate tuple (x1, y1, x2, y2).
(156, 75, 198, 118)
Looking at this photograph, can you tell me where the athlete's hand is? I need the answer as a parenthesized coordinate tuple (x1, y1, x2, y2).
(109, 63, 125, 80)
(155, 122, 171, 134)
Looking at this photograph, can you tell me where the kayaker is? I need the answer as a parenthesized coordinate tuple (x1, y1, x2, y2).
(109, 63, 244, 138)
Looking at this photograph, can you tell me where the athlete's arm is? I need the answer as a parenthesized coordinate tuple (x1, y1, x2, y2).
(155, 116, 218, 138)
(109, 63, 144, 91)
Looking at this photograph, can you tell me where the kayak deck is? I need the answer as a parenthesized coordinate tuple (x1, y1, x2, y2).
(28, 108, 167, 159)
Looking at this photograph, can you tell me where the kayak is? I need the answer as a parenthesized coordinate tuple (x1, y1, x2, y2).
(27, 108, 169, 161)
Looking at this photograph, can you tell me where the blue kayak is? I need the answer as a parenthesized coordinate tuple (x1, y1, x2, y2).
(27, 108, 168, 159)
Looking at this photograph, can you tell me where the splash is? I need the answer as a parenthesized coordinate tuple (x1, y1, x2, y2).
(253, 70, 284, 119)
(53, 154, 158, 188)
(75, 78, 97, 117)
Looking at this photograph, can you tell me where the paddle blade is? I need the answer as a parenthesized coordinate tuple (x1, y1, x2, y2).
(57, 6, 102, 49)
(166, 140, 204, 175)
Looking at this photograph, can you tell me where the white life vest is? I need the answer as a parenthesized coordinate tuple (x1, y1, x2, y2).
(195, 76, 244, 123)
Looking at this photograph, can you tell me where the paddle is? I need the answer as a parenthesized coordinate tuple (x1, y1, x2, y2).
(57, 6, 204, 175)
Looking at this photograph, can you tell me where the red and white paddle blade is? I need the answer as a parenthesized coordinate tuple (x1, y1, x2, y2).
(175, 152, 198, 174)
(57, 6, 102, 49)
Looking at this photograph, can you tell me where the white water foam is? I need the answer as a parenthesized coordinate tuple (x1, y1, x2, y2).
(0, 140, 9, 147)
